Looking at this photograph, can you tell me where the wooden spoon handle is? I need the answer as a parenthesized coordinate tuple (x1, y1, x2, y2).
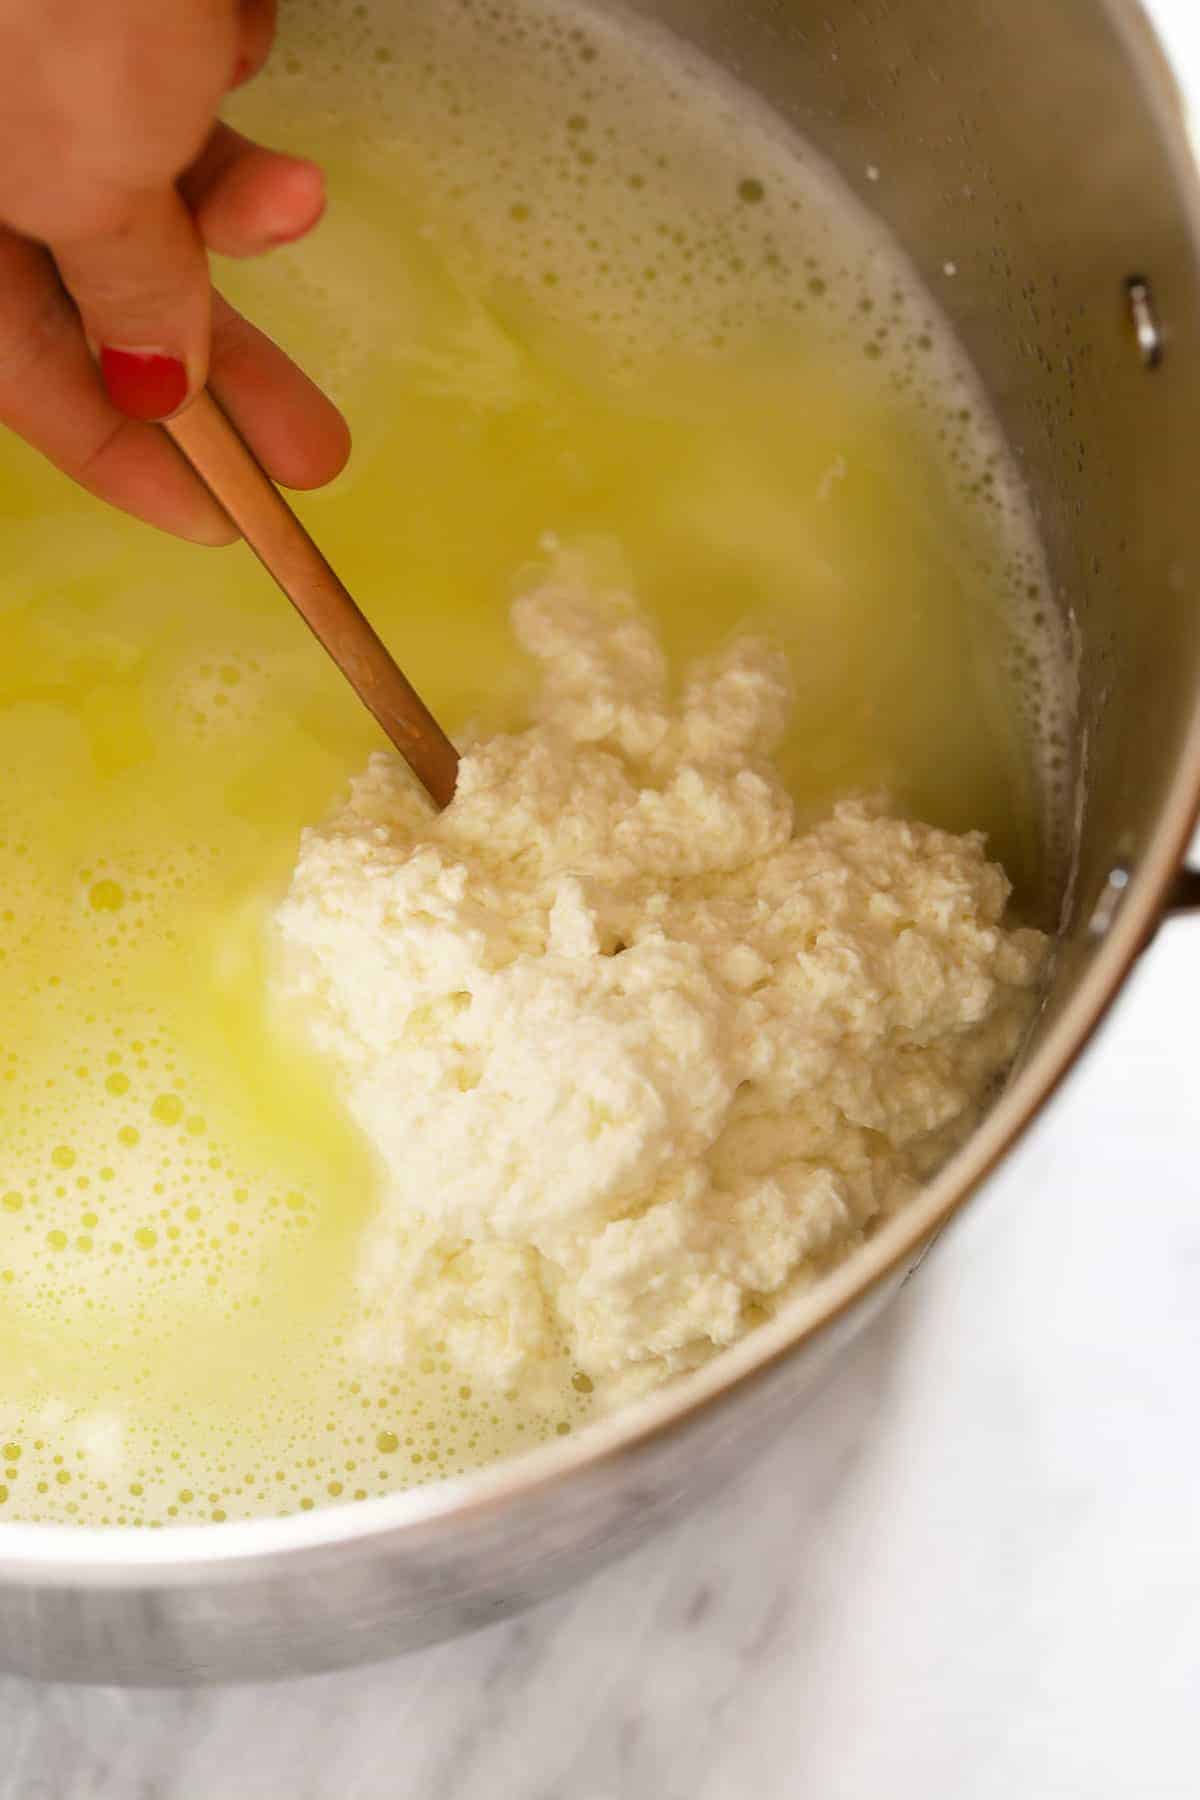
(166, 391, 460, 810)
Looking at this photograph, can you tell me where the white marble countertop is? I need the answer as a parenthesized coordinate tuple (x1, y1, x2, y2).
(3, 3, 1200, 1794)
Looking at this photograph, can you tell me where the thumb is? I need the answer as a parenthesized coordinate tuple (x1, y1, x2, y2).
(53, 185, 211, 422)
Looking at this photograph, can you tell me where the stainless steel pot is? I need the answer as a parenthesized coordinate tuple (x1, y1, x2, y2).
(3, 0, 1199, 1685)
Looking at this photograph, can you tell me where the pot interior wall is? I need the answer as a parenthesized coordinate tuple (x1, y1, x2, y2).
(615, 0, 1200, 990)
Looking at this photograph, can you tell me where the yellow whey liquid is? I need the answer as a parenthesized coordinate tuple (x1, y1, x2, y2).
(0, 0, 1070, 1526)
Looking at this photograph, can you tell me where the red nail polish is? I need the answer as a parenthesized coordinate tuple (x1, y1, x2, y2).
(99, 348, 189, 422)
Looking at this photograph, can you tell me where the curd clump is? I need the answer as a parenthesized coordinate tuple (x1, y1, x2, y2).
(275, 556, 1048, 1403)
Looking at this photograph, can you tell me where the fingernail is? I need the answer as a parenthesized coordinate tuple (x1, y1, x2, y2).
(99, 348, 190, 422)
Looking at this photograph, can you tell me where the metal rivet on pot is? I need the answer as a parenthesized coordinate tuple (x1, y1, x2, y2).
(1126, 276, 1163, 367)
(1087, 862, 1132, 939)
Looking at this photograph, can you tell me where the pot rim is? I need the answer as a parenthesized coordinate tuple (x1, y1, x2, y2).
(0, 0, 1196, 1590)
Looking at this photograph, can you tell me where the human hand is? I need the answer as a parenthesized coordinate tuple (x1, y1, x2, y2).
(0, 0, 351, 545)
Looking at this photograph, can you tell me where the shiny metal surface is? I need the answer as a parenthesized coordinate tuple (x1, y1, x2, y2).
(2, 0, 1199, 1684)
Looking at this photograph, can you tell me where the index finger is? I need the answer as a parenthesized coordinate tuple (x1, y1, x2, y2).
(0, 226, 235, 543)
(0, 226, 352, 542)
